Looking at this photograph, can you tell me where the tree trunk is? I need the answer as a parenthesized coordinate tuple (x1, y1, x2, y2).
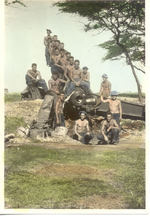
(117, 42, 143, 103)
(125, 52, 143, 103)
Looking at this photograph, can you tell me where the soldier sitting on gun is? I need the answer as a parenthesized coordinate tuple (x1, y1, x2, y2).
(26, 63, 48, 93)
(97, 112, 120, 145)
(73, 111, 92, 144)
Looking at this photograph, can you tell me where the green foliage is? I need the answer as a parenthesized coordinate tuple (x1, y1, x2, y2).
(5, 116, 27, 134)
(55, 1, 145, 65)
(5, 93, 21, 103)
(121, 119, 145, 131)
(5, 145, 145, 208)
(119, 92, 145, 98)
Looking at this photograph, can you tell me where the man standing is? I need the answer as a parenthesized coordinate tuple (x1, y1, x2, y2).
(44, 29, 52, 66)
(73, 111, 92, 144)
(97, 112, 120, 144)
(99, 73, 111, 98)
(26, 63, 48, 93)
(101, 91, 122, 126)
(55, 92, 65, 127)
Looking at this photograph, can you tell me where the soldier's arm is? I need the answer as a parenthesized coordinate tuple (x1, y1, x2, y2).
(108, 81, 111, 93)
(101, 95, 110, 103)
(48, 80, 51, 90)
(58, 78, 67, 83)
(27, 70, 36, 80)
(86, 121, 90, 134)
(87, 72, 90, 82)
(37, 71, 42, 80)
(74, 121, 80, 137)
(101, 121, 108, 140)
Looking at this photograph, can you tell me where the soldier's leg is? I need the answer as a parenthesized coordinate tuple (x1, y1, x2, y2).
(83, 134, 93, 144)
(110, 128, 120, 144)
(45, 47, 51, 66)
(66, 81, 76, 96)
(37, 79, 48, 93)
(73, 134, 79, 140)
(112, 113, 120, 126)
(97, 133, 107, 144)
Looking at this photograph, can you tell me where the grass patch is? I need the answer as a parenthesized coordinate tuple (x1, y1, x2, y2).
(5, 145, 145, 209)
(5, 93, 21, 103)
(121, 119, 145, 131)
(5, 116, 27, 134)
(5, 172, 114, 208)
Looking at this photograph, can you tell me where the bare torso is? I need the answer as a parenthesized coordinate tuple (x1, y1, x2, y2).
(108, 99, 121, 113)
(72, 68, 82, 80)
(75, 119, 89, 134)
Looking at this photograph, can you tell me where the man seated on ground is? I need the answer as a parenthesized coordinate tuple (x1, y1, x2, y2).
(97, 112, 120, 145)
(55, 92, 65, 127)
(44, 29, 52, 66)
(26, 63, 48, 93)
(101, 91, 122, 126)
(81, 66, 90, 90)
(73, 111, 92, 144)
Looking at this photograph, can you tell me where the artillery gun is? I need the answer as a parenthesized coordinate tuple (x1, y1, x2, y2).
(29, 75, 145, 139)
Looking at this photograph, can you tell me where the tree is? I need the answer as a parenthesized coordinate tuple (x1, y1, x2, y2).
(55, 0, 145, 102)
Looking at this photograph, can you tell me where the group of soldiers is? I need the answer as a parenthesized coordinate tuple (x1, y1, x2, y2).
(25, 29, 122, 145)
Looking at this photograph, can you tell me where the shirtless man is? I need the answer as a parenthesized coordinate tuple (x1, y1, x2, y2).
(65, 60, 82, 96)
(44, 29, 52, 66)
(101, 91, 122, 126)
(65, 56, 74, 80)
(48, 73, 66, 107)
(97, 112, 120, 145)
(55, 92, 65, 127)
(26, 63, 48, 93)
(100, 73, 111, 98)
(73, 111, 92, 144)
(81, 66, 90, 90)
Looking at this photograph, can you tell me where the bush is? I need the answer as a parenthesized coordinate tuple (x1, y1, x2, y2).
(5, 116, 27, 134)
(5, 93, 21, 103)
(119, 92, 145, 98)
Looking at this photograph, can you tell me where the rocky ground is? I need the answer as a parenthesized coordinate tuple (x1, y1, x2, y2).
(5, 98, 145, 149)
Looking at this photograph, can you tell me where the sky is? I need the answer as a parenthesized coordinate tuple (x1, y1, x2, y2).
(4, 0, 145, 93)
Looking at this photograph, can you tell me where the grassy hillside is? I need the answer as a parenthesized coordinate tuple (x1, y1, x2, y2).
(5, 145, 145, 209)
